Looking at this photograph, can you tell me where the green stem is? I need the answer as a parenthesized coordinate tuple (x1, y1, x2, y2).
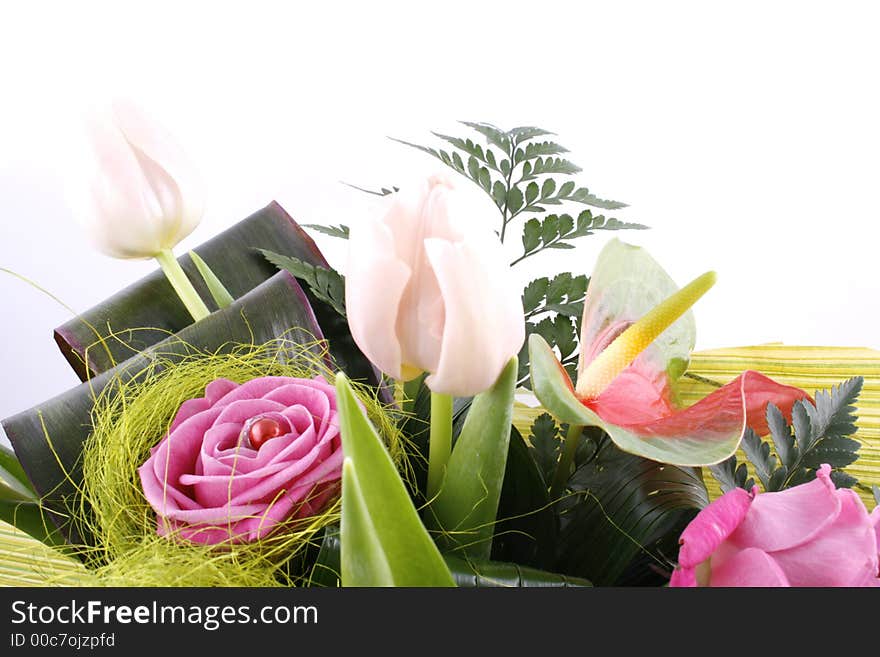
(426, 392, 454, 500)
(155, 249, 211, 322)
(550, 424, 583, 500)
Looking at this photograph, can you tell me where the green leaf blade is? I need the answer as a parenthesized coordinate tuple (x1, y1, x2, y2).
(336, 374, 454, 587)
(188, 251, 235, 309)
(427, 358, 517, 561)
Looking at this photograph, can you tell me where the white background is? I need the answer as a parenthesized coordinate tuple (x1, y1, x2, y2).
(1, 1, 879, 430)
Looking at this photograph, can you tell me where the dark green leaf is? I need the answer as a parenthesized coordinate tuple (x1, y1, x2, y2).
(507, 186, 524, 214)
(741, 429, 776, 490)
(799, 438, 861, 469)
(491, 180, 507, 209)
(302, 223, 351, 239)
(527, 413, 562, 486)
(522, 219, 542, 254)
(559, 439, 708, 585)
(459, 121, 510, 151)
(541, 178, 557, 199)
(525, 182, 539, 205)
(522, 278, 550, 314)
(490, 427, 558, 570)
(829, 471, 858, 489)
(508, 126, 555, 143)
(541, 214, 560, 245)
(545, 272, 573, 305)
(309, 528, 589, 587)
(54, 202, 331, 380)
(260, 250, 346, 319)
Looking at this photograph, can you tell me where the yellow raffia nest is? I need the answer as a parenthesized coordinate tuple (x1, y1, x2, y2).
(65, 337, 407, 587)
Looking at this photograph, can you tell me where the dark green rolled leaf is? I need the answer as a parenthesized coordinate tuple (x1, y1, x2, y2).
(3, 272, 331, 544)
(427, 359, 517, 561)
(557, 439, 708, 586)
(54, 202, 342, 380)
(0, 500, 67, 549)
(310, 528, 589, 588)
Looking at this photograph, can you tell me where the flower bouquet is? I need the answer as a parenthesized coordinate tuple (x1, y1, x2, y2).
(1, 103, 878, 588)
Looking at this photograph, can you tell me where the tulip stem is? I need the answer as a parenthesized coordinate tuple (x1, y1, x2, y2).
(155, 249, 211, 322)
(550, 424, 583, 501)
(426, 392, 454, 501)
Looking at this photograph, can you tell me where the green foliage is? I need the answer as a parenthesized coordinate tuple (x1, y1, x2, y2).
(518, 272, 588, 386)
(260, 249, 346, 318)
(392, 121, 638, 249)
(427, 358, 517, 561)
(302, 224, 350, 240)
(558, 438, 708, 586)
(336, 373, 455, 587)
(709, 377, 864, 493)
(527, 413, 563, 485)
(188, 251, 235, 308)
(515, 211, 647, 266)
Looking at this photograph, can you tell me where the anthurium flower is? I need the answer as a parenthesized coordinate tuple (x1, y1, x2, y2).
(529, 239, 809, 466)
(670, 464, 880, 586)
(345, 174, 524, 396)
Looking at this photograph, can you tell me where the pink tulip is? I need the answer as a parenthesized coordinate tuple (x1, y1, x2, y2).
(670, 464, 880, 587)
(345, 175, 524, 396)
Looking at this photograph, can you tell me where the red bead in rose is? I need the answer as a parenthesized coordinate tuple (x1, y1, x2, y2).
(138, 376, 344, 544)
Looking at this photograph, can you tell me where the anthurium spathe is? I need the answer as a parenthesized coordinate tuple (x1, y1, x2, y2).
(530, 239, 810, 469)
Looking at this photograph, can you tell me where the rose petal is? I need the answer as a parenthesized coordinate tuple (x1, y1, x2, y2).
(730, 465, 840, 552)
(770, 487, 878, 586)
(677, 487, 753, 569)
(709, 547, 791, 587)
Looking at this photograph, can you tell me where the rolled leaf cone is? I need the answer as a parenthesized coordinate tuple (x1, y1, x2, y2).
(53, 201, 385, 398)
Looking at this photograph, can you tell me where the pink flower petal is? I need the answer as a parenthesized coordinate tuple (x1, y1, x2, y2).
(770, 487, 879, 586)
(709, 547, 791, 587)
(730, 465, 840, 552)
(677, 487, 753, 569)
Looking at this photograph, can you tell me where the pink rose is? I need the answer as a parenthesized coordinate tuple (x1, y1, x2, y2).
(671, 464, 880, 587)
(138, 376, 343, 544)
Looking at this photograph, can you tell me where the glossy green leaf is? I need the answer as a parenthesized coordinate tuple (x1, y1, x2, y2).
(0, 500, 67, 549)
(529, 334, 744, 466)
(54, 202, 369, 383)
(490, 427, 557, 570)
(310, 528, 588, 588)
(427, 358, 517, 561)
(188, 251, 235, 308)
(0, 443, 36, 502)
(558, 438, 708, 586)
(336, 374, 454, 587)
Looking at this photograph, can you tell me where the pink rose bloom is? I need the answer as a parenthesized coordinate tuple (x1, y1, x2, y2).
(138, 376, 343, 544)
(671, 464, 880, 587)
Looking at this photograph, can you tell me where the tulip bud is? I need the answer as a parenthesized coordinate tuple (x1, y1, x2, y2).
(345, 175, 525, 397)
(70, 99, 204, 260)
